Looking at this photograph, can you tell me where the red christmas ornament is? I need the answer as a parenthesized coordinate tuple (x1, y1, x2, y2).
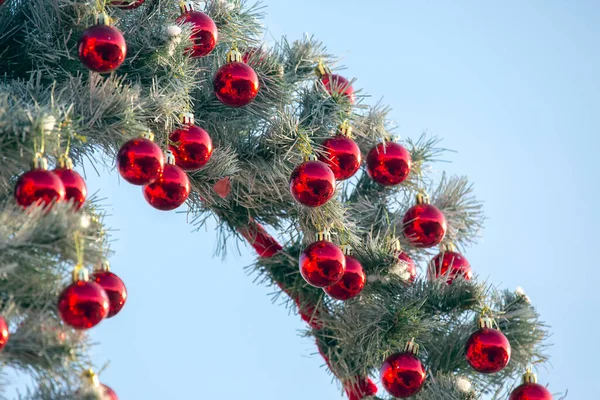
(395, 250, 417, 284)
(324, 246, 366, 300)
(320, 74, 355, 103)
(345, 376, 378, 400)
(299, 231, 346, 288)
(213, 49, 260, 107)
(318, 123, 362, 181)
(366, 140, 412, 186)
(79, 370, 119, 400)
(143, 151, 190, 211)
(242, 47, 266, 64)
(78, 14, 126, 73)
(109, 0, 144, 9)
(101, 384, 119, 400)
(117, 133, 165, 186)
(466, 317, 511, 373)
(53, 155, 87, 210)
(509, 371, 553, 400)
(429, 244, 473, 284)
(14, 155, 65, 208)
(289, 158, 336, 207)
(91, 263, 127, 318)
(58, 272, 109, 330)
(176, 2, 218, 57)
(0, 315, 9, 351)
(402, 194, 447, 248)
(237, 219, 283, 258)
(169, 114, 213, 171)
(380, 340, 426, 398)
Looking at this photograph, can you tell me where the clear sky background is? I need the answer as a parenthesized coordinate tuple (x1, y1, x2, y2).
(79, 1, 598, 399)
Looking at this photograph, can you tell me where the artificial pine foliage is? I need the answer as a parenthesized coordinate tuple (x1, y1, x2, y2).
(0, 0, 550, 399)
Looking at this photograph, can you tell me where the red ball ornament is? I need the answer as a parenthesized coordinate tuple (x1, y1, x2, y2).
(509, 371, 553, 400)
(299, 232, 346, 287)
(92, 267, 127, 318)
(429, 245, 473, 284)
(402, 195, 447, 248)
(396, 251, 417, 283)
(324, 248, 366, 300)
(169, 114, 213, 171)
(176, 2, 218, 57)
(78, 16, 126, 73)
(289, 159, 336, 207)
(143, 153, 190, 211)
(319, 124, 362, 181)
(53, 156, 87, 210)
(14, 156, 65, 208)
(466, 317, 511, 373)
(380, 341, 426, 398)
(213, 50, 260, 107)
(109, 0, 144, 9)
(0, 316, 9, 351)
(101, 384, 119, 400)
(117, 134, 165, 185)
(320, 74, 356, 103)
(58, 277, 109, 330)
(366, 141, 412, 186)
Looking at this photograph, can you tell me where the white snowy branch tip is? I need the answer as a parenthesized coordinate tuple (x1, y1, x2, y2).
(167, 25, 182, 38)
(455, 377, 472, 393)
(515, 286, 531, 303)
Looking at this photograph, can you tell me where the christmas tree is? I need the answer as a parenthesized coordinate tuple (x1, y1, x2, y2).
(0, 0, 553, 399)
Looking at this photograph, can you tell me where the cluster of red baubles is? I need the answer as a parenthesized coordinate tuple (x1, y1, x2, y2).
(57, 262, 127, 330)
(77, 3, 260, 108)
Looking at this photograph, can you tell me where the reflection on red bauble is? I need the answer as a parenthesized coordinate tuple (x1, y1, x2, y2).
(176, 9, 218, 57)
(14, 169, 65, 208)
(289, 160, 336, 207)
(402, 203, 447, 248)
(110, 0, 144, 9)
(0, 316, 9, 351)
(396, 251, 417, 283)
(169, 124, 213, 171)
(509, 383, 553, 400)
(213, 62, 260, 107)
(366, 141, 412, 186)
(53, 168, 87, 210)
(143, 164, 190, 210)
(429, 250, 472, 284)
(300, 240, 346, 287)
(324, 255, 366, 300)
(117, 137, 165, 185)
(380, 352, 426, 398)
(466, 327, 511, 373)
(319, 135, 362, 181)
(91, 271, 127, 318)
(320, 74, 355, 103)
(78, 24, 126, 73)
(57, 280, 109, 330)
(101, 384, 119, 400)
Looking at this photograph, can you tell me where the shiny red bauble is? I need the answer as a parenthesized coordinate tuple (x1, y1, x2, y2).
(509, 383, 553, 400)
(321, 74, 355, 103)
(324, 255, 366, 300)
(14, 169, 65, 208)
(57, 280, 109, 330)
(101, 384, 119, 400)
(117, 137, 165, 185)
(402, 203, 447, 248)
(380, 352, 426, 398)
(289, 160, 336, 207)
(319, 135, 362, 181)
(366, 141, 412, 186)
(213, 62, 260, 107)
(169, 124, 213, 171)
(429, 250, 472, 284)
(299, 240, 346, 287)
(143, 164, 190, 210)
(176, 9, 218, 57)
(0, 316, 9, 351)
(397, 251, 417, 283)
(91, 271, 127, 318)
(466, 327, 511, 373)
(53, 168, 87, 210)
(110, 0, 144, 9)
(78, 24, 126, 73)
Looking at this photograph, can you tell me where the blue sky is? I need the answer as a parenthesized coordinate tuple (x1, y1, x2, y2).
(83, 1, 598, 399)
